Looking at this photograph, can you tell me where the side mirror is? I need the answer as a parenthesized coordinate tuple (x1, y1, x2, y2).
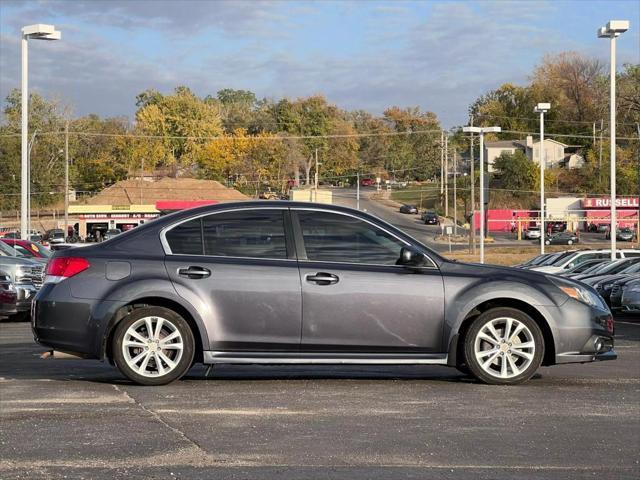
(398, 246, 425, 268)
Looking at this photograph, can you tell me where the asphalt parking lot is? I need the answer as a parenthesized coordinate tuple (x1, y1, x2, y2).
(1, 317, 638, 480)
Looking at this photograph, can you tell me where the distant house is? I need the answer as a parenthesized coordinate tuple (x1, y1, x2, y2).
(484, 135, 584, 172)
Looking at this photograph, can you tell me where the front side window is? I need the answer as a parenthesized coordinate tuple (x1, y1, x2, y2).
(297, 211, 406, 265)
(202, 210, 287, 259)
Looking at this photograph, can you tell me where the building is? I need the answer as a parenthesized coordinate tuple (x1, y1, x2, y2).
(484, 136, 584, 172)
(64, 177, 247, 239)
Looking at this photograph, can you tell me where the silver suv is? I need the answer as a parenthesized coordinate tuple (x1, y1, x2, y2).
(0, 241, 45, 320)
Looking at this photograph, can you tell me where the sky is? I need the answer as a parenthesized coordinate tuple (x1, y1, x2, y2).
(0, 0, 638, 128)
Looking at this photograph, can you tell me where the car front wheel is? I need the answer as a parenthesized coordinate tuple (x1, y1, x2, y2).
(113, 306, 195, 386)
(463, 308, 544, 385)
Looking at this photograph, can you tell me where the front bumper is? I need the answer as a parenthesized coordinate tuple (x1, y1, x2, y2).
(15, 284, 38, 312)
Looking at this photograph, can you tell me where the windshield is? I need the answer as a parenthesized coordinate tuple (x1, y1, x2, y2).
(621, 262, 640, 274)
(597, 259, 637, 274)
(549, 251, 577, 265)
(0, 241, 24, 257)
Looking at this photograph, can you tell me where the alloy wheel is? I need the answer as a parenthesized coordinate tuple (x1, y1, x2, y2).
(122, 316, 184, 378)
(473, 317, 536, 379)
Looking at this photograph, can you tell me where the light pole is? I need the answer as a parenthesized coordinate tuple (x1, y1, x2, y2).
(598, 20, 629, 260)
(21, 24, 61, 240)
(534, 102, 550, 254)
(463, 125, 501, 264)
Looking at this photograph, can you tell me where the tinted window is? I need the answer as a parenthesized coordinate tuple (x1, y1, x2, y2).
(202, 210, 287, 259)
(297, 211, 405, 265)
(166, 218, 203, 255)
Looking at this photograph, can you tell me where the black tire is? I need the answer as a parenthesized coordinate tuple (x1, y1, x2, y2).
(7, 312, 29, 322)
(463, 307, 544, 385)
(112, 306, 195, 386)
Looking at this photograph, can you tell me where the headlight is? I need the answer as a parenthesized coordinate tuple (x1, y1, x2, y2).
(549, 277, 607, 309)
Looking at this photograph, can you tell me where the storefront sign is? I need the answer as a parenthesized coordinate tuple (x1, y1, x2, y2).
(583, 197, 639, 208)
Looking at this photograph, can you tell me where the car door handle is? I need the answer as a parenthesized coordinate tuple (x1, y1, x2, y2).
(305, 272, 339, 285)
(177, 266, 211, 279)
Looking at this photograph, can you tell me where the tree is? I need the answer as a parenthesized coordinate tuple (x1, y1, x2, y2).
(493, 150, 537, 196)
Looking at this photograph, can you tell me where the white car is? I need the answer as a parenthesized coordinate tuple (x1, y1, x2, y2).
(531, 249, 640, 274)
(524, 227, 541, 240)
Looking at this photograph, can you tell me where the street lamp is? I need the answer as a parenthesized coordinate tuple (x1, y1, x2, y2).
(21, 24, 61, 240)
(598, 20, 629, 260)
(462, 125, 501, 264)
(534, 102, 550, 255)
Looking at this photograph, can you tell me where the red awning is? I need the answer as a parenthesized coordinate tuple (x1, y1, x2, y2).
(155, 200, 218, 211)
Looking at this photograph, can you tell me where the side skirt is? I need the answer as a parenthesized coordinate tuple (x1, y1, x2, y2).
(203, 351, 449, 365)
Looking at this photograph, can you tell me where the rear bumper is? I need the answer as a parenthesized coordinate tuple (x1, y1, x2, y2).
(32, 282, 124, 359)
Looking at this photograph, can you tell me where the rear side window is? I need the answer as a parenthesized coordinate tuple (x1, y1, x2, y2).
(202, 210, 287, 259)
(165, 218, 203, 255)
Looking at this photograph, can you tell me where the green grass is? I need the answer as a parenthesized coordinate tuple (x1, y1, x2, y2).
(390, 186, 441, 210)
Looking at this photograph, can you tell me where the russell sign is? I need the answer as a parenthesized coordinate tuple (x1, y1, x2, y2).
(583, 197, 640, 209)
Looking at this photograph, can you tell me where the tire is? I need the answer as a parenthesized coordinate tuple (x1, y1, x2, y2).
(463, 307, 544, 385)
(112, 306, 195, 386)
(7, 312, 29, 322)
(545, 240, 550, 245)
(567, 240, 573, 245)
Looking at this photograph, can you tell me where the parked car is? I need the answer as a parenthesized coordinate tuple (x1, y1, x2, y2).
(549, 222, 566, 233)
(45, 229, 65, 244)
(558, 259, 609, 277)
(1, 239, 51, 263)
(103, 229, 122, 241)
(33, 201, 615, 386)
(585, 263, 640, 304)
(259, 188, 279, 200)
(422, 211, 440, 225)
(597, 224, 610, 234)
(360, 178, 375, 187)
(621, 279, 640, 313)
(572, 257, 640, 282)
(0, 241, 44, 321)
(399, 204, 418, 214)
(544, 232, 579, 246)
(522, 251, 578, 270)
(609, 275, 640, 311)
(606, 228, 635, 242)
(529, 249, 639, 275)
(0, 271, 17, 319)
(524, 227, 541, 240)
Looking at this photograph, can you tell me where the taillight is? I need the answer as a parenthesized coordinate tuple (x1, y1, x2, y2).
(45, 257, 90, 283)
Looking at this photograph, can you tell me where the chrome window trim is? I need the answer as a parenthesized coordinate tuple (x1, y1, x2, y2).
(160, 206, 289, 258)
(292, 207, 438, 269)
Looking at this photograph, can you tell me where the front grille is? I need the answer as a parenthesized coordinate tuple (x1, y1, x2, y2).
(30, 265, 44, 289)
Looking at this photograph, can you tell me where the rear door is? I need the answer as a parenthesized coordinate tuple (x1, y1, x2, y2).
(293, 209, 445, 353)
(164, 208, 302, 351)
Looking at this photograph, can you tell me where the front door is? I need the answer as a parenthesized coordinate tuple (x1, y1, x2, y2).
(164, 208, 302, 351)
(293, 209, 444, 353)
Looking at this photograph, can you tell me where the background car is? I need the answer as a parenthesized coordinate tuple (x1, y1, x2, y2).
(558, 258, 608, 277)
(597, 224, 610, 234)
(609, 275, 640, 311)
(572, 257, 640, 282)
(524, 227, 541, 240)
(399, 204, 418, 214)
(422, 211, 440, 225)
(621, 279, 640, 313)
(360, 178, 375, 187)
(1, 239, 51, 263)
(545, 232, 578, 245)
(103, 229, 122, 241)
(550, 222, 567, 233)
(606, 227, 635, 242)
(44, 229, 65, 244)
(0, 270, 18, 320)
(0, 241, 44, 321)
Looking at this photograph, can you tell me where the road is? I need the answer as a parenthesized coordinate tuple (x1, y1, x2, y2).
(1, 318, 639, 480)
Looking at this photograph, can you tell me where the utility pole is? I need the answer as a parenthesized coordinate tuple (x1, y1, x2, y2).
(314, 148, 319, 189)
(599, 119, 604, 182)
(356, 170, 360, 210)
(453, 148, 458, 236)
(636, 123, 640, 245)
(470, 115, 476, 254)
(64, 120, 69, 237)
(440, 130, 444, 197)
(140, 158, 144, 204)
(444, 134, 449, 217)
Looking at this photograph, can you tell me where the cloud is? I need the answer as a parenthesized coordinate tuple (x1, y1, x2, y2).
(1, 0, 638, 128)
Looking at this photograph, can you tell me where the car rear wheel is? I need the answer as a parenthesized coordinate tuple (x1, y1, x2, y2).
(568, 240, 573, 245)
(113, 306, 195, 386)
(463, 308, 544, 385)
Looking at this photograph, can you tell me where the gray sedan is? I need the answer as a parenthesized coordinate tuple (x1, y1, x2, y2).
(33, 202, 615, 386)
